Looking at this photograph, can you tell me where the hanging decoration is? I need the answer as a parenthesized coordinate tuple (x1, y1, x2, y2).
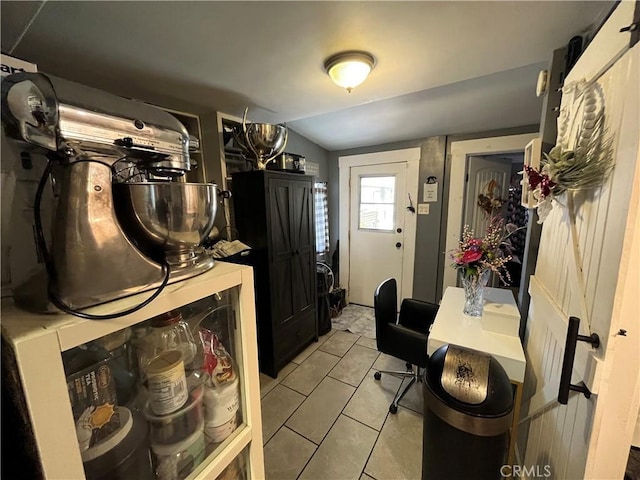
(477, 179, 506, 218)
(523, 80, 614, 223)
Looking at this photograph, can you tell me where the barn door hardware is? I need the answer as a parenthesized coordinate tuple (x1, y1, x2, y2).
(558, 316, 600, 404)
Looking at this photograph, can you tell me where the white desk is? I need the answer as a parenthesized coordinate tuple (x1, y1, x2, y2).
(427, 286, 526, 463)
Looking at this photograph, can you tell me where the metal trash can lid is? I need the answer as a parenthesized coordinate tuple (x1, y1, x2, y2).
(424, 345, 513, 436)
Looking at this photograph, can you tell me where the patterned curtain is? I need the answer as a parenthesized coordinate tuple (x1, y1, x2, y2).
(314, 182, 330, 254)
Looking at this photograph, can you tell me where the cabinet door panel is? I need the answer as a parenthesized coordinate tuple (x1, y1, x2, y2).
(271, 256, 295, 326)
(268, 179, 295, 326)
(269, 180, 293, 256)
(290, 180, 315, 315)
(293, 250, 315, 315)
(291, 181, 314, 250)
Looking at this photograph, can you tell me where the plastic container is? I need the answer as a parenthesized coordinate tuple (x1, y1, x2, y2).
(146, 350, 188, 415)
(151, 420, 205, 480)
(145, 385, 204, 445)
(203, 377, 240, 443)
(205, 414, 238, 444)
(82, 407, 153, 480)
(66, 359, 121, 450)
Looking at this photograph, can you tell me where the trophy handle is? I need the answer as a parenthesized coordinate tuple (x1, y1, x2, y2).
(242, 107, 263, 167)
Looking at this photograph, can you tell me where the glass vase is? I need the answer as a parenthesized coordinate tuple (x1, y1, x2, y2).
(461, 269, 490, 317)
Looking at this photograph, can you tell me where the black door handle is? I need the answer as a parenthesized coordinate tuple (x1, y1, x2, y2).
(558, 316, 600, 404)
(395, 242, 402, 249)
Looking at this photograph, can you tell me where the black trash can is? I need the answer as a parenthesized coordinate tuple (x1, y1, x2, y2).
(422, 344, 513, 480)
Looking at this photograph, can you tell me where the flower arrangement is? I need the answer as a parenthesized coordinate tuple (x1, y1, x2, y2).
(449, 216, 519, 285)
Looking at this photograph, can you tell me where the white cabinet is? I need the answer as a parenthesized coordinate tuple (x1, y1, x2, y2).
(1, 262, 264, 480)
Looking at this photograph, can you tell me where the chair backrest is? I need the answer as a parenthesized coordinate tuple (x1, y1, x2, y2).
(374, 278, 397, 351)
(374, 278, 435, 367)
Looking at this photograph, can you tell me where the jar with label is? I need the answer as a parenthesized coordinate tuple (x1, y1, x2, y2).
(138, 310, 200, 380)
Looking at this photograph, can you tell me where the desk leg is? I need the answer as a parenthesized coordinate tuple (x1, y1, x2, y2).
(507, 381, 524, 466)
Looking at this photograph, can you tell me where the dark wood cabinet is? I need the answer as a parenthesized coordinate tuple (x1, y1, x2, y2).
(231, 170, 317, 377)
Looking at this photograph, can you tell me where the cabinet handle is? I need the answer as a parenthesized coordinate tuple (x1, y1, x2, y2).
(558, 316, 600, 404)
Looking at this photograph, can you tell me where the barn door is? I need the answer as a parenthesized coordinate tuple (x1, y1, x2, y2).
(521, 4, 639, 478)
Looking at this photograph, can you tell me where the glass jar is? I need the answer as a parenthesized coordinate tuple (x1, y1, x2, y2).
(138, 310, 199, 380)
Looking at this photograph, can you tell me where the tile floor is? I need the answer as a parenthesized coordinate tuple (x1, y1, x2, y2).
(259, 329, 424, 480)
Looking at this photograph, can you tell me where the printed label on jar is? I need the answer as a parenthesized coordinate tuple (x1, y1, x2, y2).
(147, 351, 188, 415)
(204, 379, 239, 426)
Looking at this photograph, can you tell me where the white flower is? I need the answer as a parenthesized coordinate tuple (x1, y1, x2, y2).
(535, 196, 554, 224)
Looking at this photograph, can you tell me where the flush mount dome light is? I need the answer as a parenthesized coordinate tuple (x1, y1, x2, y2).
(324, 51, 376, 93)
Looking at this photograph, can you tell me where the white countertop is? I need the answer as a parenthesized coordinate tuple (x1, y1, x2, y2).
(428, 287, 526, 383)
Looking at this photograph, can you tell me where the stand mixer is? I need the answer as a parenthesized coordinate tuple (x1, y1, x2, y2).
(1, 73, 217, 316)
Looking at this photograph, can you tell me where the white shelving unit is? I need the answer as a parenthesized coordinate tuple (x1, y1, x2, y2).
(1, 262, 264, 479)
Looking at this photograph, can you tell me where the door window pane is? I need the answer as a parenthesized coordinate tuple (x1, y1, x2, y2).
(359, 176, 395, 230)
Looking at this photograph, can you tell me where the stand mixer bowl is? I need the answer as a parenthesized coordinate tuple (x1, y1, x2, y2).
(113, 182, 217, 264)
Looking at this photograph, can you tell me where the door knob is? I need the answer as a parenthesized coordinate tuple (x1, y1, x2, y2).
(396, 228, 402, 233)
(395, 242, 402, 248)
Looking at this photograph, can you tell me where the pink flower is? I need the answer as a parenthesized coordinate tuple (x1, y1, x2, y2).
(461, 250, 482, 263)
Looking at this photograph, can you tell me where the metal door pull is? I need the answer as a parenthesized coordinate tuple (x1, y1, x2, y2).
(558, 316, 600, 404)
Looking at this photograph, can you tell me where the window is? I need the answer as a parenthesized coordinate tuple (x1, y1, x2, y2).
(314, 182, 329, 254)
(359, 176, 395, 231)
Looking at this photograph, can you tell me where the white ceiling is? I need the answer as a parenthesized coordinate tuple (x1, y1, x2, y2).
(1, 1, 612, 151)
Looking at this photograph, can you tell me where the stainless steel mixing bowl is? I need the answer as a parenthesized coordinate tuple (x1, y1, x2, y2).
(113, 182, 217, 260)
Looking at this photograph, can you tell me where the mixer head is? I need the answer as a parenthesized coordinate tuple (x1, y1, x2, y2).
(1, 72, 191, 178)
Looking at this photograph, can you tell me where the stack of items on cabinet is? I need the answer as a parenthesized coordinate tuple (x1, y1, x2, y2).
(62, 296, 243, 480)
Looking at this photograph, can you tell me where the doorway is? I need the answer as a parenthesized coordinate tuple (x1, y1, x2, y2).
(443, 133, 538, 294)
(462, 153, 528, 292)
(339, 148, 420, 308)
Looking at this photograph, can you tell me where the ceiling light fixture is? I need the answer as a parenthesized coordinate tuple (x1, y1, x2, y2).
(324, 51, 376, 93)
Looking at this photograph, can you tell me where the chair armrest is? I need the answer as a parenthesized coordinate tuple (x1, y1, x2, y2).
(399, 298, 439, 333)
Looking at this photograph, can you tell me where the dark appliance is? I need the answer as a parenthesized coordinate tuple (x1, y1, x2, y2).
(266, 152, 306, 173)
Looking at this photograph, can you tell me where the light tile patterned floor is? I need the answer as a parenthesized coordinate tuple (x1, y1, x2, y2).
(260, 328, 424, 480)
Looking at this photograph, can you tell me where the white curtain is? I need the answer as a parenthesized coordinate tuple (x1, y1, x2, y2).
(314, 182, 329, 254)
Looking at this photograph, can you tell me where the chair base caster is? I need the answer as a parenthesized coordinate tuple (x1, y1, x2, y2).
(374, 371, 382, 380)
(389, 404, 398, 414)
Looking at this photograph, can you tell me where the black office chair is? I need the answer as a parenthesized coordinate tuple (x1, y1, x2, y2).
(374, 278, 438, 413)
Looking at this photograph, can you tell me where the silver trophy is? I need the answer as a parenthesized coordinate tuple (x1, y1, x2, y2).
(241, 108, 288, 169)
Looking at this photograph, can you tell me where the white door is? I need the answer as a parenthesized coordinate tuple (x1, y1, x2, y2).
(349, 163, 406, 308)
(463, 155, 513, 235)
(521, 5, 639, 478)
(338, 148, 420, 309)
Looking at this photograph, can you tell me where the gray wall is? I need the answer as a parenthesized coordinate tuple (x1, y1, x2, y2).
(286, 129, 331, 182)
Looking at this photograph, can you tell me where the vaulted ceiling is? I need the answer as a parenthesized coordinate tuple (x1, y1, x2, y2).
(1, 1, 612, 150)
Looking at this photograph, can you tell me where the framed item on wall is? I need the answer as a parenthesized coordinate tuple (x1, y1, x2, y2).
(521, 137, 542, 208)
